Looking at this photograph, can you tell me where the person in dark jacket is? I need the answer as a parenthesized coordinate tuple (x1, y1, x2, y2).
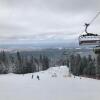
(37, 75, 40, 80)
(32, 74, 33, 79)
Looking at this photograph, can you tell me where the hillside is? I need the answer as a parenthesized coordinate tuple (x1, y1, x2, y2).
(0, 66, 100, 100)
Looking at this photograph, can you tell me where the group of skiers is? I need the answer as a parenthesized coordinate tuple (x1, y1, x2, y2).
(31, 74, 81, 80)
(31, 74, 40, 80)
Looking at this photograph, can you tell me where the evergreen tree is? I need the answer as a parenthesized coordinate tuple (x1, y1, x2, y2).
(96, 54, 100, 77)
(15, 51, 23, 74)
(42, 56, 49, 70)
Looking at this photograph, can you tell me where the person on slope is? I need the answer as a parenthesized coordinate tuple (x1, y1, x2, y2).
(37, 75, 40, 80)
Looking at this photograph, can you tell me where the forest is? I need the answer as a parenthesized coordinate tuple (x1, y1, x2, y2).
(68, 54, 100, 79)
(0, 50, 100, 79)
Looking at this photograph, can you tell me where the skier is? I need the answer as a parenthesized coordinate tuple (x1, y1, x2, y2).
(32, 74, 33, 79)
(37, 75, 40, 80)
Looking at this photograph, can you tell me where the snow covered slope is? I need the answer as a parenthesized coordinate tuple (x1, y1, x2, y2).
(0, 66, 100, 100)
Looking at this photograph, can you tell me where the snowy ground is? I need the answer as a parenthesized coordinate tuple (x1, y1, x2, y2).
(0, 66, 100, 100)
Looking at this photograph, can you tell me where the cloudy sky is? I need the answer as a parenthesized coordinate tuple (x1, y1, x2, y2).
(0, 0, 100, 44)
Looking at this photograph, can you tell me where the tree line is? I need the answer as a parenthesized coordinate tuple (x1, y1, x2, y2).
(1, 50, 100, 79)
(68, 54, 100, 79)
(0, 51, 50, 74)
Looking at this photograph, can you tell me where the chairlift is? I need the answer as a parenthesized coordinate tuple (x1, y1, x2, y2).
(79, 12, 100, 46)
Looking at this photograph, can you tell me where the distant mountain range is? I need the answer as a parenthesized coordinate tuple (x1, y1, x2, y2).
(0, 40, 79, 49)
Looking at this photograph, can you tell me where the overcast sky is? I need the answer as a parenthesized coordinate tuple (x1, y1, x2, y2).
(0, 0, 100, 44)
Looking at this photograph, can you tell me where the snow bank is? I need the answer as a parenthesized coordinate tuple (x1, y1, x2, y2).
(33, 66, 70, 80)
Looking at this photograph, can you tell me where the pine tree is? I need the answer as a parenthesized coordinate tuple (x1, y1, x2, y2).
(42, 56, 49, 70)
(15, 51, 23, 74)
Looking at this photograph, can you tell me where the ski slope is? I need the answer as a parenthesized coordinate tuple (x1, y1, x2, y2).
(0, 66, 100, 100)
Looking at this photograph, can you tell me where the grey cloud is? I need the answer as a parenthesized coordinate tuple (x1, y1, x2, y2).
(44, 0, 100, 12)
(0, 0, 100, 43)
(2, 0, 100, 13)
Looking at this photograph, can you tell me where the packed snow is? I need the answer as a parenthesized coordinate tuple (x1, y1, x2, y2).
(0, 66, 100, 100)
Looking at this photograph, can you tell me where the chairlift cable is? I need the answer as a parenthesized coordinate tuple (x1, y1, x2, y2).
(89, 12, 100, 25)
